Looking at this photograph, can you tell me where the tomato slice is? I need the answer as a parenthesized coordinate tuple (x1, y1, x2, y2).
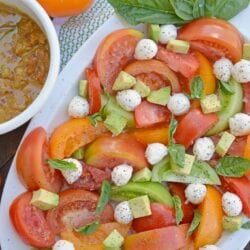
(46, 188, 114, 234)
(85, 68, 101, 115)
(174, 109, 218, 148)
(16, 128, 63, 193)
(124, 59, 180, 92)
(243, 82, 250, 115)
(94, 29, 143, 92)
(134, 101, 171, 128)
(10, 192, 55, 248)
(156, 46, 200, 79)
(178, 18, 243, 63)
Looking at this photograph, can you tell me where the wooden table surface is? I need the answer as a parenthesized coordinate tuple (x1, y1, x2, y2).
(0, 123, 250, 250)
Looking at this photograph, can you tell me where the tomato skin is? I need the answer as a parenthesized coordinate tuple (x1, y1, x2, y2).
(134, 101, 171, 128)
(10, 192, 56, 248)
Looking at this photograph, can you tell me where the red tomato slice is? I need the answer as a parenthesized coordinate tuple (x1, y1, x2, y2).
(174, 109, 218, 148)
(94, 29, 143, 92)
(16, 128, 63, 193)
(9, 192, 56, 248)
(243, 82, 250, 115)
(156, 46, 200, 79)
(221, 176, 250, 217)
(124, 59, 180, 92)
(178, 18, 243, 63)
(85, 68, 101, 115)
(134, 101, 171, 128)
(46, 188, 114, 234)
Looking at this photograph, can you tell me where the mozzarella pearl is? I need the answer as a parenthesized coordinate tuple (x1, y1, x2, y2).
(213, 58, 233, 82)
(193, 137, 215, 161)
(185, 183, 207, 205)
(116, 89, 141, 111)
(53, 240, 75, 250)
(68, 96, 89, 118)
(167, 93, 190, 116)
(159, 24, 177, 44)
(145, 143, 168, 165)
(134, 39, 158, 60)
(232, 59, 250, 83)
(199, 245, 221, 250)
(111, 164, 133, 186)
(229, 113, 250, 136)
(61, 158, 83, 184)
(222, 192, 243, 217)
(114, 201, 134, 224)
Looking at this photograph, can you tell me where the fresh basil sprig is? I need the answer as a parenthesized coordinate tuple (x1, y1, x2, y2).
(169, 144, 185, 169)
(219, 80, 235, 95)
(168, 116, 178, 145)
(48, 159, 77, 171)
(242, 221, 250, 229)
(172, 195, 184, 225)
(74, 220, 100, 235)
(187, 209, 201, 237)
(190, 76, 204, 100)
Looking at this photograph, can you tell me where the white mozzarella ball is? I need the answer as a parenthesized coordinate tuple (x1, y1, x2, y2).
(159, 24, 177, 44)
(167, 93, 190, 116)
(193, 137, 215, 161)
(134, 39, 158, 60)
(232, 59, 250, 83)
(185, 183, 207, 205)
(145, 143, 168, 165)
(68, 96, 89, 118)
(199, 245, 221, 250)
(213, 58, 233, 82)
(61, 158, 83, 184)
(222, 192, 243, 217)
(114, 201, 134, 224)
(229, 113, 250, 136)
(53, 240, 75, 250)
(116, 89, 141, 111)
(111, 164, 133, 186)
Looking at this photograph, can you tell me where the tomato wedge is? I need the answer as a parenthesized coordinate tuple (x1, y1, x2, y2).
(124, 59, 180, 92)
(85, 68, 101, 115)
(10, 192, 55, 248)
(94, 29, 143, 92)
(46, 188, 114, 234)
(16, 127, 63, 192)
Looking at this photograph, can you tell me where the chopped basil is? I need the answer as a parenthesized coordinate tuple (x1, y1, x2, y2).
(169, 144, 185, 168)
(48, 159, 77, 171)
(187, 209, 201, 237)
(172, 195, 184, 225)
(95, 181, 111, 215)
(219, 80, 235, 95)
(74, 220, 100, 235)
(190, 76, 204, 99)
(168, 116, 178, 145)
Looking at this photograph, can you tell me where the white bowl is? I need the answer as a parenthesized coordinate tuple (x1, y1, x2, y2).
(0, 0, 60, 135)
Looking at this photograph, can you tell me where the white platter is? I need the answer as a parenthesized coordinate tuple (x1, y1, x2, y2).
(1, 6, 250, 249)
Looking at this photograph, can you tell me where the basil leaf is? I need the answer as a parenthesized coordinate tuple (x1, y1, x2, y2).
(169, 144, 185, 168)
(168, 116, 178, 145)
(48, 159, 77, 171)
(193, 0, 205, 18)
(169, 0, 194, 20)
(95, 181, 111, 215)
(216, 156, 250, 177)
(219, 80, 235, 95)
(172, 195, 184, 225)
(187, 209, 201, 237)
(190, 76, 204, 99)
(242, 221, 250, 229)
(74, 221, 100, 235)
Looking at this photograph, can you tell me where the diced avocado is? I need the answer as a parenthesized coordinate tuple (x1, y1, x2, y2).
(243, 43, 250, 60)
(200, 94, 221, 114)
(72, 147, 85, 160)
(132, 167, 152, 182)
(129, 195, 152, 218)
(148, 24, 160, 43)
(103, 229, 124, 250)
(167, 40, 190, 54)
(215, 132, 236, 157)
(79, 80, 88, 98)
(112, 71, 136, 91)
(104, 113, 127, 135)
(151, 157, 170, 183)
(147, 87, 171, 106)
(223, 216, 243, 232)
(30, 189, 59, 211)
(171, 154, 195, 176)
(133, 80, 151, 98)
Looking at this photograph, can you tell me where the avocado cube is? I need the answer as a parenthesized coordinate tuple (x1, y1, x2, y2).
(167, 40, 190, 54)
(112, 71, 137, 91)
(148, 24, 160, 43)
(171, 154, 195, 176)
(129, 195, 152, 218)
(103, 229, 124, 249)
(200, 94, 221, 114)
(147, 87, 171, 106)
(133, 80, 151, 98)
(215, 132, 235, 157)
(243, 43, 250, 60)
(79, 80, 88, 98)
(132, 167, 152, 182)
(104, 113, 127, 135)
(30, 189, 59, 211)
(223, 216, 242, 232)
